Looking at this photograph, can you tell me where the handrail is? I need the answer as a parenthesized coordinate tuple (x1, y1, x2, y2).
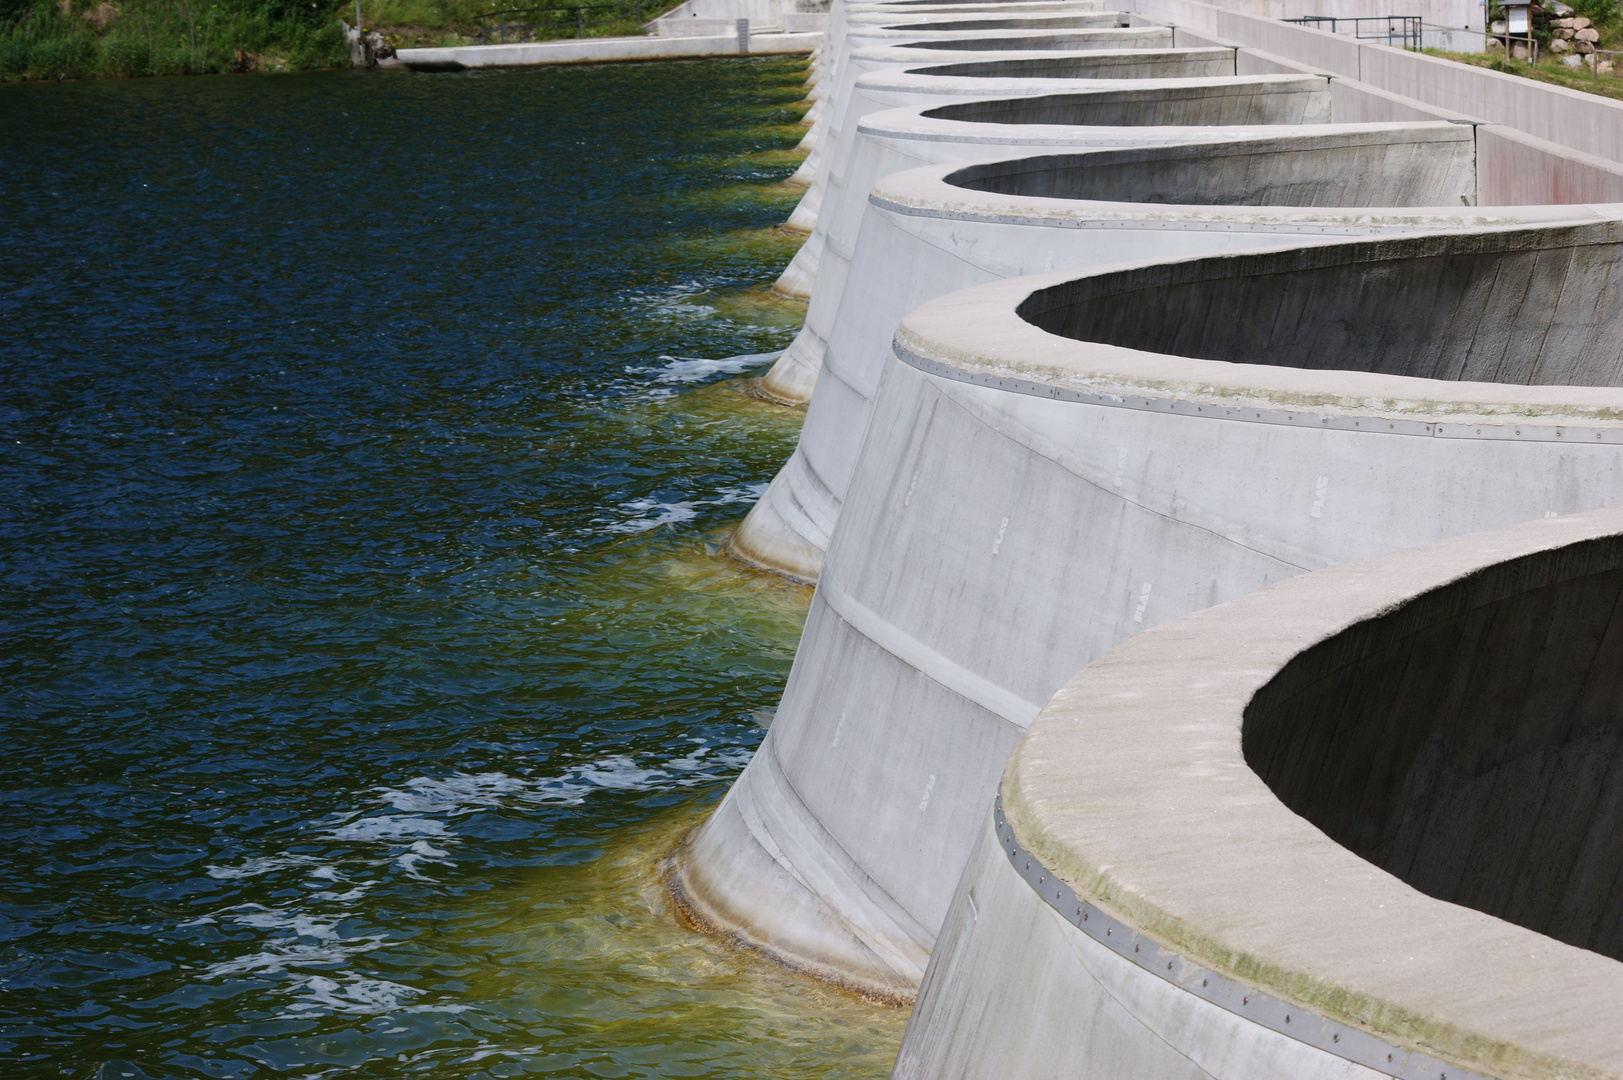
(1282, 13, 1422, 51)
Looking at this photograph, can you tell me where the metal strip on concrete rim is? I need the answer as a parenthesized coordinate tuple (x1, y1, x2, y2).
(895, 339, 1623, 441)
(992, 796, 1496, 1080)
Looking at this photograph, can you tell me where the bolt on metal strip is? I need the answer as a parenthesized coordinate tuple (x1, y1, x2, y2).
(992, 797, 1495, 1080)
(895, 340, 1623, 443)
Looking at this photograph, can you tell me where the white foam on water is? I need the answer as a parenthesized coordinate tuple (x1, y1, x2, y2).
(596, 480, 767, 535)
(329, 815, 450, 842)
(309, 883, 373, 903)
(373, 745, 757, 822)
(205, 854, 326, 880)
(197, 905, 388, 980)
(601, 497, 700, 534)
(648, 351, 782, 384)
(394, 840, 453, 881)
(711, 481, 768, 506)
(376, 773, 536, 815)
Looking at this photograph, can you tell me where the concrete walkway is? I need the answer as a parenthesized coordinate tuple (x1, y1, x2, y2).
(396, 30, 819, 70)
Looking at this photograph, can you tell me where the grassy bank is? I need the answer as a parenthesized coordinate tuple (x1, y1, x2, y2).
(1423, 0, 1623, 101)
(1429, 46, 1623, 102)
(0, 0, 681, 80)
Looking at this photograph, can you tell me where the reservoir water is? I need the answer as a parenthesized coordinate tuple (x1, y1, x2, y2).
(0, 60, 907, 1078)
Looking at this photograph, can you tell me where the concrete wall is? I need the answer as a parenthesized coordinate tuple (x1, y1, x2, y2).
(770, 39, 1222, 299)
(1135, 0, 1623, 165)
(732, 127, 1618, 582)
(1021, 225, 1623, 383)
(664, 0, 1623, 1047)
(775, 26, 1182, 238)
(396, 30, 819, 68)
(1245, 563, 1623, 964)
(902, 508, 1623, 1078)
(674, 219, 1623, 1005)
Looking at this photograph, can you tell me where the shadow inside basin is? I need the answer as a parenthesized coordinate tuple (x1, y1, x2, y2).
(1017, 221, 1623, 385)
(944, 134, 1476, 207)
(892, 33, 1169, 51)
(1242, 534, 1623, 962)
(921, 81, 1324, 126)
(880, 15, 1120, 29)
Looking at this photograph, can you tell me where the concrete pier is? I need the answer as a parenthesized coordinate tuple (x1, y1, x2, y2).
(397, 30, 820, 69)
(649, 0, 1623, 1060)
(732, 127, 1616, 582)
(902, 507, 1623, 1078)
(675, 217, 1623, 1003)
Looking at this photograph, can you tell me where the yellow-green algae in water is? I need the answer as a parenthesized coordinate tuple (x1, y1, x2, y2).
(0, 55, 905, 1078)
(440, 802, 907, 1078)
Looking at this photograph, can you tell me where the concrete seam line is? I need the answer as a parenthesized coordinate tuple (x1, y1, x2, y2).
(916, 368, 1314, 576)
(991, 796, 1498, 1080)
(816, 574, 1042, 727)
(891, 339, 1623, 443)
(865, 192, 1429, 234)
(813, 343, 874, 403)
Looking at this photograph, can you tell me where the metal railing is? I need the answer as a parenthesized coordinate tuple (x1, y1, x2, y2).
(1572, 46, 1622, 78)
(1283, 14, 1422, 50)
(475, 2, 646, 41)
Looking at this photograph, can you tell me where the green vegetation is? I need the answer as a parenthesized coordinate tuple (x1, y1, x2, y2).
(0, 0, 683, 80)
(1484, 0, 1622, 49)
(1425, 0, 1623, 101)
(1431, 47, 1623, 100)
(1, 0, 349, 78)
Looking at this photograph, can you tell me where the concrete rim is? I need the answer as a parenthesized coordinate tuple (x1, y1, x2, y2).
(893, 219, 1623, 427)
(867, 127, 1592, 229)
(999, 505, 1623, 1080)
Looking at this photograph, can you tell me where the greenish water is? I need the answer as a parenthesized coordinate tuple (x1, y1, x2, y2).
(0, 61, 908, 1078)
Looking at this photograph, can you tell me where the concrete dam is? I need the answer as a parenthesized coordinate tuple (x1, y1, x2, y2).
(671, 0, 1623, 1074)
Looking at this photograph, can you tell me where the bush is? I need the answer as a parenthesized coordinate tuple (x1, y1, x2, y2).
(1569, 0, 1622, 39)
(24, 30, 94, 76)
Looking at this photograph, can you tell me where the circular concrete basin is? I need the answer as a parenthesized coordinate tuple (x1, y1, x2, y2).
(736, 127, 1599, 582)
(900, 506, 1623, 1078)
(675, 219, 1623, 1006)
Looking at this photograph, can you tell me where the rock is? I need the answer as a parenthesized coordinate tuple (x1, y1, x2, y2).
(1578, 26, 1601, 41)
(1573, 15, 1593, 29)
(1564, 52, 1585, 65)
(1486, 34, 1506, 49)
(1559, 27, 1576, 38)
(1579, 39, 1597, 52)
(1491, 19, 1507, 32)
(1513, 42, 1531, 58)
(1552, 36, 1571, 51)
(1603, 59, 1616, 73)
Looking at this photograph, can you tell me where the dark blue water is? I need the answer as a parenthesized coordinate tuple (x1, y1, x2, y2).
(0, 62, 907, 1079)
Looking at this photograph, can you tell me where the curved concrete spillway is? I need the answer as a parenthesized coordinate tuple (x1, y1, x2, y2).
(673, 219, 1623, 1005)
(772, 30, 1217, 288)
(899, 508, 1623, 1079)
(766, 69, 1326, 379)
(777, 29, 1184, 239)
(735, 120, 1603, 581)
